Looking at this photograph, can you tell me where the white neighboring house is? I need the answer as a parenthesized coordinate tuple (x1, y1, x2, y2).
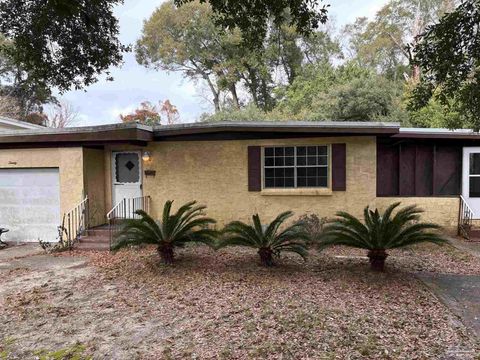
(0, 116, 45, 131)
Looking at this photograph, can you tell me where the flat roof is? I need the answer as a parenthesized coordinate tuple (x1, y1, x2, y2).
(0, 122, 153, 146)
(397, 127, 480, 139)
(153, 121, 401, 140)
(0, 121, 479, 145)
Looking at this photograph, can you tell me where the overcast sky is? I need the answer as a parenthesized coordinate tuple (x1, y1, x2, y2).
(59, 0, 389, 127)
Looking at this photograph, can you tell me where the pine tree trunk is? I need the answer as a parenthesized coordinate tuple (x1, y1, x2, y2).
(367, 249, 388, 271)
(258, 248, 274, 266)
(158, 244, 174, 265)
(229, 84, 240, 109)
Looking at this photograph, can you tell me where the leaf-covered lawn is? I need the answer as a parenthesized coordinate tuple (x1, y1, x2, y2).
(1, 243, 479, 359)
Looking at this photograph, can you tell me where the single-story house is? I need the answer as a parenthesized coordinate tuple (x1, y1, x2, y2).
(0, 121, 478, 245)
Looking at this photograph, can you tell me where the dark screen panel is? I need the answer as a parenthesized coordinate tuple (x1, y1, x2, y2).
(415, 145, 434, 196)
(377, 143, 399, 196)
(399, 144, 416, 196)
(434, 146, 461, 195)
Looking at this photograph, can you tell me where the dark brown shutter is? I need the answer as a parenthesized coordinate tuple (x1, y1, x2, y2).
(332, 143, 346, 191)
(248, 146, 262, 191)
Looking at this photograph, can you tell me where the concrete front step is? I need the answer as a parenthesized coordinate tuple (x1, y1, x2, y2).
(86, 228, 110, 236)
(80, 235, 110, 244)
(74, 227, 111, 251)
(75, 241, 110, 251)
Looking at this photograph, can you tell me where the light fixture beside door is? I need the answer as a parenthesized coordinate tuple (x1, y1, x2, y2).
(142, 151, 152, 162)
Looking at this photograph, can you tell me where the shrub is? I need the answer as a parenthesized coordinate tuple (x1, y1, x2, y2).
(296, 213, 328, 246)
(320, 202, 447, 271)
(111, 200, 217, 264)
(218, 211, 310, 266)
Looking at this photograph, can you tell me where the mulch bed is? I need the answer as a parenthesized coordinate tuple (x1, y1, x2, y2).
(69, 243, 479, 359)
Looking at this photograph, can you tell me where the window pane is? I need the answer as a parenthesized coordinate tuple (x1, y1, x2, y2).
(285, 178, 295, 187)
(265, 168, 274, 178)
(470, 177, 480, 197)
(297, 156, 306, 166)
(265, 157, 274, 166)
(307, 156, 317, 165)
(317, 146, 327, 155)
(274, 168, 285, 177)
(285, 157, 294, 166)
(275, 147, 284, 156)
(265, 148, 274, 157)
(265, 178, 274, 188)
(307, 177, 317, 187)
(285, 168, 294, 177)
(275, 157, 284, 166)
(306, 168, 316, 177)
(274, 178, 285, 187)
(297, 146, 306, 156)
(318, 156, 328, 166)
(318, 167, 328, 177)
(470, 153, 480, 175)
(297, 177, 307, 187)
(285, 147, 294, 156)
(318, 177, 328, 187)
(307, 146, 316, 155)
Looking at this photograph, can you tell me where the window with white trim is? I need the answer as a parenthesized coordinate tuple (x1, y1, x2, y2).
(263, 146, 329, 188)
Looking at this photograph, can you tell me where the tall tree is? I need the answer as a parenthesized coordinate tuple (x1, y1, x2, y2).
(174, 0, 328, 48)
(136, 1, 242, 112)
(343, 0, 450, 81)
(410, 0, 480, 130)
(0, 34, 52, 118)
(0, 0, 128, 93)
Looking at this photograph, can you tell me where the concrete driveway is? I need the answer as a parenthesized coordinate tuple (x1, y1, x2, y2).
(418, 272, 480, 339)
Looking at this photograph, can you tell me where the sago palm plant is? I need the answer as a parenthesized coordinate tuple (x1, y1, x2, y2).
(218, 211, 310, 266)
(320, 202, 448, 271)
(111, 200, 217, 264)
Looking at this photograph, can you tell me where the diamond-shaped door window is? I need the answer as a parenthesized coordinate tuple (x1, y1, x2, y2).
(125, 161, 135, 171)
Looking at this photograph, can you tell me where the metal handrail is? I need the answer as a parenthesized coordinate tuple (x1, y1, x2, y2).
(107, 195, 151, 250)
(458, 195, 474, 239)
(58, 195, 89, 249)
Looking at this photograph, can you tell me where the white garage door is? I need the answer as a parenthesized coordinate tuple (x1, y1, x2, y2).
(0, 168, 60, 243)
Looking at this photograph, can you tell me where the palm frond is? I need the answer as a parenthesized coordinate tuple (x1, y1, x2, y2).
(112, 200, 218, 257)
(320, 202, 447, 251)
(219, 211, 309, 264)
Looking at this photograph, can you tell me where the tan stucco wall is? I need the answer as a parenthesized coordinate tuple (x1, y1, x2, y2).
(142, 137, 377, 226)
(0, 147, 84, 217)
(0, 140, 460, 232)
(136, 137, 459, 232)
(83, 148, 106, 226)
(374, 197, 459, 234)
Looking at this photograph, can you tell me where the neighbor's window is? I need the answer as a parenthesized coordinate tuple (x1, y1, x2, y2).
(263, 146, 329, 188)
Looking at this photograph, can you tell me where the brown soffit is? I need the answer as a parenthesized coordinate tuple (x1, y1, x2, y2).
(0, 124, 153, 146)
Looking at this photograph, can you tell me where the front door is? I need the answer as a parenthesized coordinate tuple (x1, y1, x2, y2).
(112, 151, 142, 206)
(462, 147, 480, 218)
